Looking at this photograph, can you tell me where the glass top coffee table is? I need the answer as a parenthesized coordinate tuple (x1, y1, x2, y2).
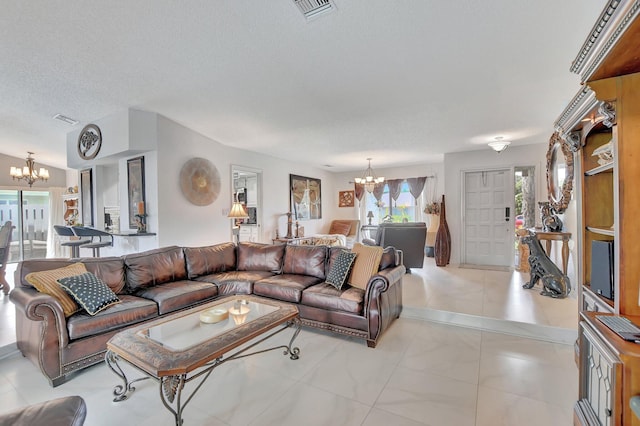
(105, 295, 300, 425)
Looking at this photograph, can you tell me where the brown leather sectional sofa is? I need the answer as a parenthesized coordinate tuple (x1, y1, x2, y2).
(10, 242, 405, 386)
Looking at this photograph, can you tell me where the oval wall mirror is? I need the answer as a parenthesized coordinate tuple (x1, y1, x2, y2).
(546, 132, 574, 214)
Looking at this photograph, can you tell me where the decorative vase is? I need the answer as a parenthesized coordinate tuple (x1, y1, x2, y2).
(434, 195, 451, 266)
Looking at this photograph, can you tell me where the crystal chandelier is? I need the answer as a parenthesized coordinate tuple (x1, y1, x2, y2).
(354, 158, 384, 193)
(9, 152, 50, 187)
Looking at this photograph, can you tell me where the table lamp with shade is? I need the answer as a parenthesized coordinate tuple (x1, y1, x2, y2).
(228, 195, 249, 244)
(367, 211, 374, 225)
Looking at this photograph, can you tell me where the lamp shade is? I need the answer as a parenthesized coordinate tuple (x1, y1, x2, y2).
(228, 201, 249, 219)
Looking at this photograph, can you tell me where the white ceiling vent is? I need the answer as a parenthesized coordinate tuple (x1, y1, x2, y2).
(294, 0, 335, 20)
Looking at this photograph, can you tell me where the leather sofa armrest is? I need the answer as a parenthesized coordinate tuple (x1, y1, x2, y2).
(363, 264, 405, 314)
(10, 287, 70, 348)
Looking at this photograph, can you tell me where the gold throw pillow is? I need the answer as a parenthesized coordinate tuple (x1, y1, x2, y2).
(25, 263, 88, 317)
(349, 243, 383, 290)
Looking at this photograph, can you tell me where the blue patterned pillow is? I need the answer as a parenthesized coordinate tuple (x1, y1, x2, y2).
(326, 250, 357, 290)
(57, 272, 121, 316)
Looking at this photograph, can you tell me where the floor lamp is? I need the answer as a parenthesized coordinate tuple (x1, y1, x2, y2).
(228, 197, 249, 244)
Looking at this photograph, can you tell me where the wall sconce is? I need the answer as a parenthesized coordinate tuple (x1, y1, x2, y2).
(488, 137, 511, 153)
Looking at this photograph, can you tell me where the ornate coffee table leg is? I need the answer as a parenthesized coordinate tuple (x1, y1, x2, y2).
(159, 375, 186, 426)
(284, 318, 301, 360)
(105, 350, 150, 402)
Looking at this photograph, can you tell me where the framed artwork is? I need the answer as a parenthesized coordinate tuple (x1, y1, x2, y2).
(339, 190, 355, 207)
(80, 169, 93, 226)
(290, 174, 322, 220)
(127, 156, 146, 229)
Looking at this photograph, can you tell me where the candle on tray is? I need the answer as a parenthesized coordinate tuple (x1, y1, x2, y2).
(137, 201, 145, 215)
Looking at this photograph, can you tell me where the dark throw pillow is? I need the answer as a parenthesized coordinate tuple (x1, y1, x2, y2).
(58, 272, 121, 316)
(326, 250, 357, 290)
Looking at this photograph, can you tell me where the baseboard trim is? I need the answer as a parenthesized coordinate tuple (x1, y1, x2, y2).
(401, 306, 577, 345)
(0, 343, 19, 360)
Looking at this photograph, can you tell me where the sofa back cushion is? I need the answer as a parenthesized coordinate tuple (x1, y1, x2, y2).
(184, 242, 236, 279)
(17, 257, 126, 294)
(78, 257, 127, 294)
(282, 245, 328, 279)
(237, 242, 284, 272)
(124, 246, 187, 292)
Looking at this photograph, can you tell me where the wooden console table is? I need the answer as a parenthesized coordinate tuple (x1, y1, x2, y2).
(530, 229, 571, 275)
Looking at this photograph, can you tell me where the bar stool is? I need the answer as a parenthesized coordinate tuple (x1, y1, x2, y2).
(70, 226, 113, 257)
(53, 225, 90, 258)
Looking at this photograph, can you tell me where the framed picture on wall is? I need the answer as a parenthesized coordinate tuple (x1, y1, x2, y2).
(80, 168, 93, 226)
(290, 174, 322, 220)
(338, 190, 355, 207)
(127, 156, 146, 229)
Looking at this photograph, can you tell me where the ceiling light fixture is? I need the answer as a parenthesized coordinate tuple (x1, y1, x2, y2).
(10, 152, 50, 187)
(354, 158, 384, 193)
(488, 137, 511, 153)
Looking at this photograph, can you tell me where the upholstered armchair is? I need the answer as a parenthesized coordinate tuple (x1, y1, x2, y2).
(363, 222, 427, 270)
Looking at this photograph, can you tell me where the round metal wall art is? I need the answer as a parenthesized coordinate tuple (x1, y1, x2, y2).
(77, 124, 102, 160)
(179, 158, 221, 206)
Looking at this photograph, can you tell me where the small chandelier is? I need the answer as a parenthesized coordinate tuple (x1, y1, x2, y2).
(9, 152, 50, 187)
(354, 158, 384, 193)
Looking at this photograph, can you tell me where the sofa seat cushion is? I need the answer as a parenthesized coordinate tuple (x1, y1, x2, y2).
(301, 283, 365, 314)
(193, 270, 275, 295)
(66, 295, 158, 340)
(135, 280, 218, 315)
(253, 274, 322, 303)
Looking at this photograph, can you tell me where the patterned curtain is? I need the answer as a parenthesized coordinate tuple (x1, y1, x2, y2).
(354, 183, 365, 201)
(407, 177, 427, 199)
(386, 179, 403, 201)
(372, 182, 385, 201)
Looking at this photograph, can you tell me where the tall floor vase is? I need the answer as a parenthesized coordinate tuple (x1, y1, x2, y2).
(435, 195, 451, 266)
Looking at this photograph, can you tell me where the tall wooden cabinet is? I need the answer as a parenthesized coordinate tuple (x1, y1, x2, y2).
(553, 2, 640, 425)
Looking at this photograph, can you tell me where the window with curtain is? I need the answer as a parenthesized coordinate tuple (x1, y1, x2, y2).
(364, 181, 417, 223)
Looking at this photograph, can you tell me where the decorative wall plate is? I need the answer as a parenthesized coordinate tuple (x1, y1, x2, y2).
(77, 124, 102, 160)
(179, 158, 220, 206)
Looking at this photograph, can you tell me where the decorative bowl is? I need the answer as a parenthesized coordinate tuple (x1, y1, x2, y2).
(199, 308, 228, 324)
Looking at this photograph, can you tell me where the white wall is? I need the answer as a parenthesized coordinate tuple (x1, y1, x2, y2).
(155, 116, 337, 247)
(444, 143, 578, 275)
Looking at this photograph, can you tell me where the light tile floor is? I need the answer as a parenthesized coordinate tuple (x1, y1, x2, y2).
(0, 258, 578, 425)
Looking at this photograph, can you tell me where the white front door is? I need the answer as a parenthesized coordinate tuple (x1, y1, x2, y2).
(463, 169, 513, 266)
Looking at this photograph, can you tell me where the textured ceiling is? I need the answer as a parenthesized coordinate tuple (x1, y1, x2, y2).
(0, 1, 603, 171)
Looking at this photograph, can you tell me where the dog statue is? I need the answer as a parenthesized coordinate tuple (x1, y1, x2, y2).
(521, 233, 570, 298)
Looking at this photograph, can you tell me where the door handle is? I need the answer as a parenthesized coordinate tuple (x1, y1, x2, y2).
(505, 207, 510, 222)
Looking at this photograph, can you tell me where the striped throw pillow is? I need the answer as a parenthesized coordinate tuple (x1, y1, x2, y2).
(348, 243, 383, 290)
(25, 263, 88, 317)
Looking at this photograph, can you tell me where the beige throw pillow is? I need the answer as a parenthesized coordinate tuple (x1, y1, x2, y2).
(349, 243, 383, 289)
(26, 263, 88, 317)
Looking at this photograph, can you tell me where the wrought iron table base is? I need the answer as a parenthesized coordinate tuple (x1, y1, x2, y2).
(105, 318, 301, 426)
